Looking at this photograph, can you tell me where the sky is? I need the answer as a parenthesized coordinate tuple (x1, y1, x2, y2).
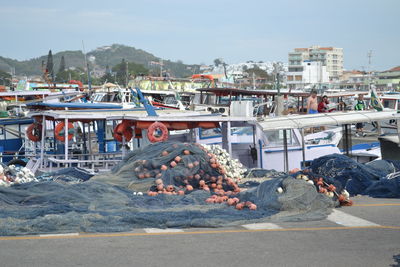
(1, 0, 399, 71)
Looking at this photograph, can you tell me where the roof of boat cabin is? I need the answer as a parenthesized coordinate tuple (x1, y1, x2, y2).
(196, 87, 309, 97)
(28, 109, 254, 123)
(26, 102, 124, 109)
(258, 110, 399, 131)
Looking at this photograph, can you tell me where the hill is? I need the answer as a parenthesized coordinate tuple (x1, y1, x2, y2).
(0, 44, 199, 78)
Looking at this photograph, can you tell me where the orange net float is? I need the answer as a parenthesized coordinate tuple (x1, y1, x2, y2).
(113, 123, 133, 142)
(26, 123, 42, 142)
(147, 122, 169, 143)
(54, 122, 74, 142)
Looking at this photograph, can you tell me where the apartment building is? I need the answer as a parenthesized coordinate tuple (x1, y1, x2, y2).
(288, 46, 344, 84)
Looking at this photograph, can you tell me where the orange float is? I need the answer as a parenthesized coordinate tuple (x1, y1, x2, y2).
(54, 122, 74, 142)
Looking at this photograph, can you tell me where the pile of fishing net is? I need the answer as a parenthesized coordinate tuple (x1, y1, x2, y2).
(93, 141, 245, 195)
(0, 141, 335, 236)
(305, 154, 400, 198)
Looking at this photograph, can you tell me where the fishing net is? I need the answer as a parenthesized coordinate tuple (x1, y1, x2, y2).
(0, 141, 337, 236)
(93, 141, 243, 192)
(309, 154, 400, 198)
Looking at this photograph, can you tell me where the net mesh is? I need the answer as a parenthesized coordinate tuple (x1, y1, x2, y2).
(0, 142, 347, 236)
(309, 154, 400, 198)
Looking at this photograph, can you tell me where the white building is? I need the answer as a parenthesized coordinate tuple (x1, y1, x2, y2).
(204, 61, 288, 80)
(286, 61, 329, 90)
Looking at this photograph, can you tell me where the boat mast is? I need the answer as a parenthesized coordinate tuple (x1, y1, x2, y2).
(82, 40, 92, 91)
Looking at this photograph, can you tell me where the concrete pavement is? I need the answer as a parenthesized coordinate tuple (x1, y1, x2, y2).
(0, 196, 399, 267)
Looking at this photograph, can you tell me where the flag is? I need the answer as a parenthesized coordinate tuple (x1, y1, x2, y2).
(370, 86, 383, 111)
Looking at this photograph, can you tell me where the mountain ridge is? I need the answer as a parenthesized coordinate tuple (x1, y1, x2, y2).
(0, 44, 199, 78)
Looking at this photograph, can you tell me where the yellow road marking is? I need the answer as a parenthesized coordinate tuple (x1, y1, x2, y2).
(351, 203, 400, 207)
(1, 225, 399, 241)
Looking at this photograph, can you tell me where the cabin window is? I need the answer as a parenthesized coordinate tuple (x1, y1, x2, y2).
(383, 100, 395, 109)
(199, 126, 254, 141)
(264, 130, 300, 147)
(164, 96, 177, 105)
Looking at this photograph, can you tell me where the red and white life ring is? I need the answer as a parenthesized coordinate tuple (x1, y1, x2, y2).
(147, 122, 169, 143)
(54, 122, 74, 142)
(26, 123, 42, 142)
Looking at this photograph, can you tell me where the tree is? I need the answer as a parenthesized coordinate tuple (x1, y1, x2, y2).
(99, 72, 114, 84)
(111, 60, 149, 86)
(244, 67, 271, 80)
(58, 55, 66, 73)
(105, 65, 111, 74)
(213, 58, 223, 67)
(55, 68, 85, 83)
(0, 70, 11, 86)
(55, 56, 67, 82)
(116, 59, 127, 86)
(46, 50, 54, 82)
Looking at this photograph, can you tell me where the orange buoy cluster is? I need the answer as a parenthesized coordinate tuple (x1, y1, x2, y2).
(139, 143, 253, 209)
(205, 195, 257, 211)
(147, 179, 186, 196)
(144, 143, 241, 194)
(313, 176, 352, 206)
(291, 168, 353, 206)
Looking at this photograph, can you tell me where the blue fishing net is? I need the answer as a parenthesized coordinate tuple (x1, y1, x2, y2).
(309, 154, 400, 197)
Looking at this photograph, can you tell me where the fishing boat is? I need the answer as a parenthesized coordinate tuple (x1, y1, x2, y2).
(21, 98, 397, 174)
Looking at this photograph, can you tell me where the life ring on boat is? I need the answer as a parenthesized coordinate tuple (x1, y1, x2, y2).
(113, 122, 133, 142)
(26, 123, 42, 142)
(54, 122, 74, 142)
(147, 122, 169, 143)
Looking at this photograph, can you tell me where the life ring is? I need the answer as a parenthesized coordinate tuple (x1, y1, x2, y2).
(26, 123, 42, 142)
(147, 122, 169, 143)
(54, 122, 74, 142)
(113, 122, 133, 142)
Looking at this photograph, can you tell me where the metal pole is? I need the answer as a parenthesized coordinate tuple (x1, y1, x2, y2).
(122, 135, 126, 158)
(40, 115, 46, 168)
(301, 128, 306, 168)
(83, 122, 87, 155)
(53, 120, 56, 154)
(88, 121, 93, 159)
(397, 119, 400, 147)
(283, 129, 289, 172)
(227, 121, 232, 155)
(64, 118, 68, 162)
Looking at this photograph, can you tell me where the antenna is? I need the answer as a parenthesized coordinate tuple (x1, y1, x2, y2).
(367, 50, 373, 90)
(367, 50, 372, 70)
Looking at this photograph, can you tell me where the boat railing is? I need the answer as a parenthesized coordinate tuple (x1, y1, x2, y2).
(26, 152, 123, 174)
